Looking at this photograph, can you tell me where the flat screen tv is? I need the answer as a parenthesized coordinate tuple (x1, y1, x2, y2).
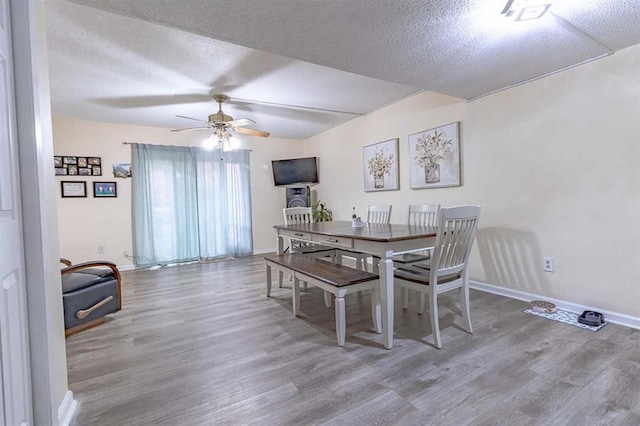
(272, 157, 319, 186)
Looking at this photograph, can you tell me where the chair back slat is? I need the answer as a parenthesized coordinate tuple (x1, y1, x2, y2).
(367, 205, 392, 224)
(431, 206, 481, 276)
(408, 204, 440, 226)
(283, 207, 314, 225)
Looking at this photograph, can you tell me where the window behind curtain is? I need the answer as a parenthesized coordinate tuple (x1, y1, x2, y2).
(132, 144, 252, 267)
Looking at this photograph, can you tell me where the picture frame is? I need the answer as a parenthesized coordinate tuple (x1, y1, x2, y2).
(112, 162, 132, 178)
(408, 121, 461, 189)
(54, 155, 102, 176)
(363, 138, 399, 192)
(93, 181, 117, 198)
(61, 181, 87, 198)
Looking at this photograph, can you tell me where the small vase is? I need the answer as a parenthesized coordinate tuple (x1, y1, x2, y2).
(424, 163, 440, 183)
(374, 175, 384, 188)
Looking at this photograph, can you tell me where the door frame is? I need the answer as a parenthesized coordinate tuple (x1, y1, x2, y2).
(11, 0, 71, 425)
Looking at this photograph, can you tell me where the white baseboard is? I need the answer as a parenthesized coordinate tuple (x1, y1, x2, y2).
(58, 390, 77, 426)
(470, 280, 640, 331)
(253, 248, 276, 255)
(117, 264, 136, 271)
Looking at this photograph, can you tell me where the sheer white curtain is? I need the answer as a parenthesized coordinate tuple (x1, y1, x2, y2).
(131, 144, 252, 267)
(195, 149, 253, 259)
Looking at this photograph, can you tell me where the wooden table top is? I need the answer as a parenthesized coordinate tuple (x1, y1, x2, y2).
(274, 220, 437, 242)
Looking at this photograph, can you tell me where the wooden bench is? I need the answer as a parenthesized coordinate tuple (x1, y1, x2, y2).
(265, 254, 382, 346)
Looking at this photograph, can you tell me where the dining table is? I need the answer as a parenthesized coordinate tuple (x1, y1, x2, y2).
(273, 220, 437, 349)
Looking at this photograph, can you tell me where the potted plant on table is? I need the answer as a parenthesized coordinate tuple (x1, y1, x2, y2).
(312, 200, 333, 222)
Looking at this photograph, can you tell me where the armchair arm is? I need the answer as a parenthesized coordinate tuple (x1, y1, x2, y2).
(60, 258, 72, 267)
(61, 260, 121, 281)
(60, 260, 122, 311)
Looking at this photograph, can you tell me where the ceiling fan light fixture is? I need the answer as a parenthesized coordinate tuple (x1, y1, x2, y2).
(203, 134, 217, 150)
(502, 0, 551, 21)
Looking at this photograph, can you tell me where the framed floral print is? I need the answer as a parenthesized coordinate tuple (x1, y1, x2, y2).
(363, 138, 399, 192)
(408, 121, 461, 189)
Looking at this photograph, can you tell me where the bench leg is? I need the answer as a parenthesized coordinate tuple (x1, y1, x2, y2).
(266, 263, 272, 297)
(278, 270, 284, 288)
(371, 287, 382, 334)
(293, 277, 300, 316)
(324, 290, 332, 308)
(335, 296, 346, 347)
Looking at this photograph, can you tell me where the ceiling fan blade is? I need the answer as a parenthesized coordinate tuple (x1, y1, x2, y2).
(170, 126, 212, 132)
(176, 115, 209, 124)
(90, 94, 211, 109)
(226, 118, 255, 127)
(234, 127, 270, 138)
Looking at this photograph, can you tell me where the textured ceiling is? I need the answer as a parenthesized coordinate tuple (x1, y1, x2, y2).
(49, 0, 640, 139)
(46, 1, 423, 139)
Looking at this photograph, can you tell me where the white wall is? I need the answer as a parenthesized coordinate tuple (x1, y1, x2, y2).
(52, 116, 304, 266)
(303, 44, 640, 319)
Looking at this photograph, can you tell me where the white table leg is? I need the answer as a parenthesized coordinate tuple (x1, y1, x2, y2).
(379, 256, 394, 349)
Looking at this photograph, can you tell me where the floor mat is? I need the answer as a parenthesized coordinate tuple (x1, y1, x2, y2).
(523, 308, 607, 331)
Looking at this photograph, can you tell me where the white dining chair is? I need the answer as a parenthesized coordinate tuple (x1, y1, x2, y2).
(394, 203, 441, 274)
(282, 207, 336, 256)
(394, 205, 481, 348)
(407, 203, 440, 227)
(367, 204, 393, 225)
(281, 207, 335, 290)
(393, 204, 440, 309)
(338, 205, 392, 272)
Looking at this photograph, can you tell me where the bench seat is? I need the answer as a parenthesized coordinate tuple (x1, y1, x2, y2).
(265, 254, 381, 346)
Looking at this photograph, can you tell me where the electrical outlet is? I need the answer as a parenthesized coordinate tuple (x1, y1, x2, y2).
(97, 245, 105, 254)
(543, 256, 554, 272)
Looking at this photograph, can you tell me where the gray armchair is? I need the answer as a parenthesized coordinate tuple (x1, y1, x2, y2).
(60, 258, 122, 336)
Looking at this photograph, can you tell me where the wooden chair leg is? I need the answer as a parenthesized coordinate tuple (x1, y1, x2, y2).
(371, 287, 382, 333)
(460, 284, 473, 334)
(429, 290, 442, 349)
(324, 290, 332, 308)
(266, 264, 272, 297)
(335, 296, 346, 346)
(292, 278, 300, 316)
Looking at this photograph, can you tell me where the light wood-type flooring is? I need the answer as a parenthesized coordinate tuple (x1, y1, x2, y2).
(66, 254, 640, 425)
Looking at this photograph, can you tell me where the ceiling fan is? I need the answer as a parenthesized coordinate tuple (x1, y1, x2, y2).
(171, 94, 270, 138)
